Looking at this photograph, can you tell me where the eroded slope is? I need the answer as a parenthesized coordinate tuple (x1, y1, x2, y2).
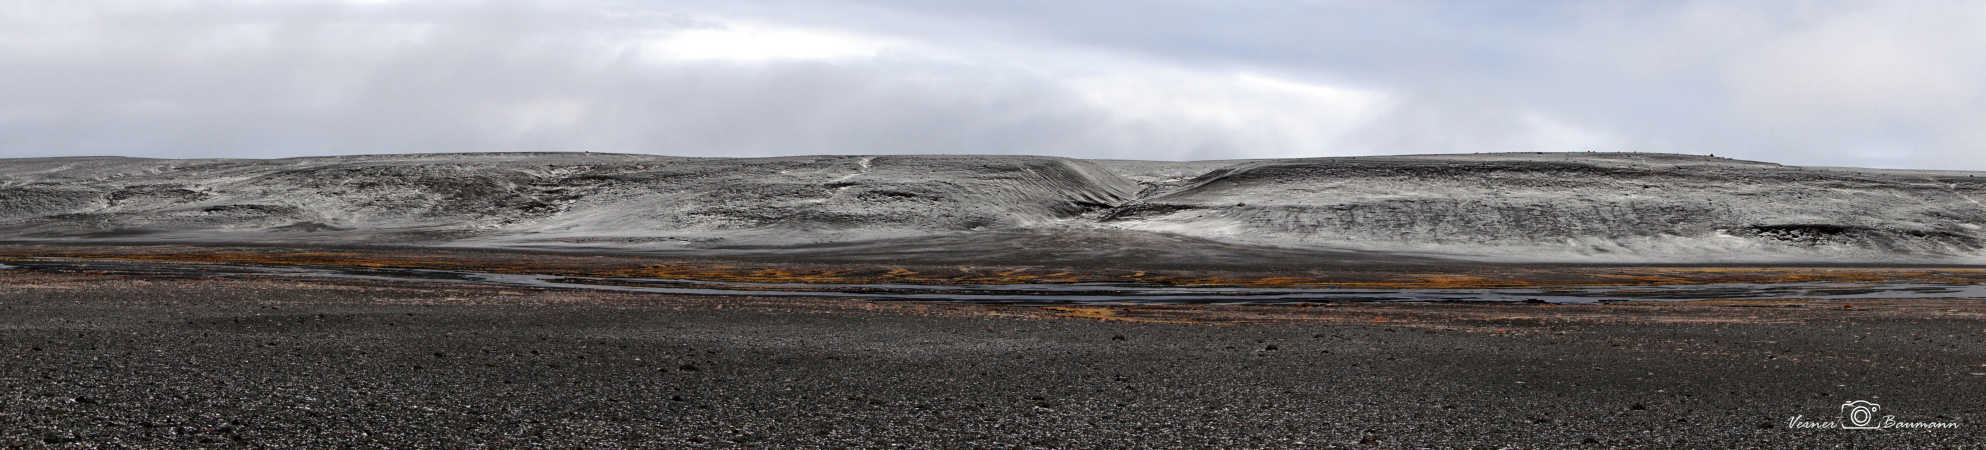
(0, 153, 1137, 247)
(3, 152, 1984, 263)
(1104, 154, 1986, 261)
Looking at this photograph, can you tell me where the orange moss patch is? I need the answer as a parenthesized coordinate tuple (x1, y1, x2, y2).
(1039, 306, 1207, 324)
(1044, 306, 1119, 320)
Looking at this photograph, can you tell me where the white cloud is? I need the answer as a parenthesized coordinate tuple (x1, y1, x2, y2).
(1062, 70, 1390, 158)
(639, 21, 906, 63)
(1, 1, 1983, 169)
(1723, 4, 1986, 123)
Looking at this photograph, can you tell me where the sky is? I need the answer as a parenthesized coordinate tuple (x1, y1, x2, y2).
(2, 1, 1983, 169)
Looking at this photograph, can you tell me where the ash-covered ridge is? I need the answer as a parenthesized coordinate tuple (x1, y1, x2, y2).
(1106, 154, 1986, 261)
(3, 152, 1983, 263)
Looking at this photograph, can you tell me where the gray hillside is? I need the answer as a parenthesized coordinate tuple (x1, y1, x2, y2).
(3, 152, 1982, 262)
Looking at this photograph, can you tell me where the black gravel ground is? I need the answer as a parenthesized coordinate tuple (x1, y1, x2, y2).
(4, 271, 1985, 448)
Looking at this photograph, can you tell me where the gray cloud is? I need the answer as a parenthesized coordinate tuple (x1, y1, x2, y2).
(2, 1, 1983, 169)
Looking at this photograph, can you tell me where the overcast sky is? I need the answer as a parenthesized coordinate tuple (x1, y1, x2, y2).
(3, 1, 1983, 168)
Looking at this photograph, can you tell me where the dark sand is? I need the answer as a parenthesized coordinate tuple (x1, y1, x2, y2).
(4, 268, 1984, 447)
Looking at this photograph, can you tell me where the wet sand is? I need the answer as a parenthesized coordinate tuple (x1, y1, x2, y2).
(3, 268, 1984, 447)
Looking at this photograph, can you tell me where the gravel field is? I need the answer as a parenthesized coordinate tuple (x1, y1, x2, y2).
(4, 270, 1983, 447)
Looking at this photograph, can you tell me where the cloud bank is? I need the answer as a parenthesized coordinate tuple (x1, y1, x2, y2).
(2, 1, 1982, 169)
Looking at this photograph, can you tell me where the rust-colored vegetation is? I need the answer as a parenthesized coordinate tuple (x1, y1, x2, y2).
(7, 244, 1986, 290)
